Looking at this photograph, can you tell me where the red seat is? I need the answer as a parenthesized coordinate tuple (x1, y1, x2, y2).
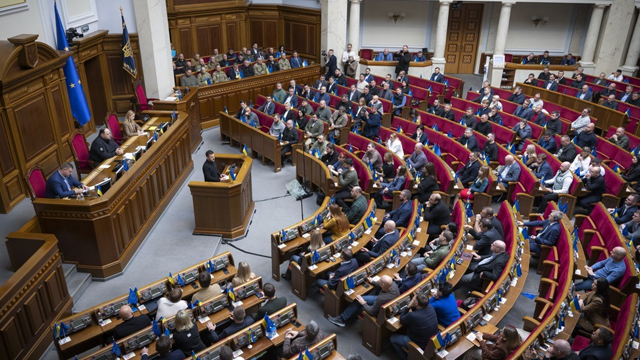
(359, 49, 373, 60)
(105, 112, 124, 145)
(69, 131, 93, 176)
(133, 78, 158, 116)
(25, 165, 46, 199)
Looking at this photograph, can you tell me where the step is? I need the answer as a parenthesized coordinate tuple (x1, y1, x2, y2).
(62, 263, 76, 279)
(66, 271, 92, 308)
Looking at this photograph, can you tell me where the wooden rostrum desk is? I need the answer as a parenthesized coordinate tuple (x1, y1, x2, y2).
(188, 154, 255, 239)
(32, 110, 194, 279)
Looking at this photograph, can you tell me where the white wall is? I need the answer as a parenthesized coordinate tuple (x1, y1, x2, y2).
(360, 0, 433, 51)
(96, 0, 136, 34)
(0, 0, 45, 45)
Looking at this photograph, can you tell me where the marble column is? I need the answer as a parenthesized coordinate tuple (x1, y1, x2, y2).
(432, 0, 451, 73)
(594, 0, 634, 75)
(579, 4, 607, 73)
(348, 0, 362, 55)
(132, 0, 174, 99)
(490, 0, 515, 87)
(321, 0, 348, 73)
(621, 6, 640, 76)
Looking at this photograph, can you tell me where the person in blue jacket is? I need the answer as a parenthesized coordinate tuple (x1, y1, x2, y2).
(429, 282, 461, 327)
(45, 162, 88, 198)
(517, 210, 563, 255)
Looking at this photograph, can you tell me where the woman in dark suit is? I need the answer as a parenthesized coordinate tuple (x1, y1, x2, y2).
(622, 154, 640, 192)
(413, 162, 438, 203)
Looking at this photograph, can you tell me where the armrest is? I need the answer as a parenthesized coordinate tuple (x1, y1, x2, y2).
(522, 316, 541, 332)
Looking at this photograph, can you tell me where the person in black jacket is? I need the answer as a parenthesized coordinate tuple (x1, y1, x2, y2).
(455, 240, 508, 295)
(464, 218, 503, 257)
(280, 120, 299, 167)
(459, 128, 481, 152)
(389, 293, 438, 360)
(173, 310, 214, 356)
(577, 328, 613, 360)
(622, 155, 640, 192)
(474, 114, 492, 137)
(316, 248, 359, 290)
(556, 136, 577, 163)
(482, 133, 499, 162)
(141, 336, 184, 360)
(609, 194, 639, 224)
(508, 87, 526, 104)
(209, 307, 254, 343)
(575, 123, 597, 149)
(410, 125, 429, 145)
(112, 305, 151, 340)
(203, 151, 228, 182)
(457, 152, 481, 187)
(394, 45, 411, 76)
(577, 166, 606, 213)
(320, 143, 338, 166)
(545, 111, 563, 135)
(324, 49, 337, 78)
(475, 206, 504, 238)
(423, 193, 452, 236)
(441, 103, 455, 121)
(251, 283, 287, 320)
(89, 128, 123, 163)
(413, 162, 438, 203)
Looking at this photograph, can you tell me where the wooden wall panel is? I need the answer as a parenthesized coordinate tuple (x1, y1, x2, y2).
(179, 28, 193, 58)
(0, 114, 16, 175)
(226, 22, 238, 51)
(13, 95, 55, 163)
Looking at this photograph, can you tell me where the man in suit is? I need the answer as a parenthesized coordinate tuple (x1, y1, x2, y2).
(576, 85, 593, 101)
(45, 162, 88, 198)
(257, 95, 275, 115)
(393, 262, 424, 294)
(202, 151, 228, 182)
(577, 166, 606, 212)
(512, 119, 532, 151)
(411, 125, 428, 144)
(577, 328, 613, 360)
(459, 107, 477, 129)
(601, 94, 618, 110)
(113, 305, 151, 340)
(628, 92, 640, 106)
(324, 49, 337, 78)
(422, 193, 451, 236)
(610, 194, 639, 224)
(571, 73, 586, 87)
(455, 240, 508, 294)
(441, 103, 455, 121)
(368, 95, 383, 114)
(240, 59, 254, 77)
(530, 105, 547, 127)
(283, 88, 298, 108)
(389, 293, 438, 360)
(538, 131, 558, 153)
(459, 128, 480, 152)
(545, 111, 563, 135)
(496, 155, 521, 189)
(619, 85, 634, 102)
(518, 210, 563, 255)
(465, 218, 503, 257)
(474, 206, 504, 238)
(377, 190, 413, 234)
(475, 113, 492, 137)
(141, 335, 185, 360)
(228, 64, 242, 80)
(375, 48, 393, 61)
(430, 67, 444, 83)
(251, 283, 286, 320)
(289, 51, 303, 68)
(348, 84, 361, 102)
(378, 82, 393, 101)
(300, 84, 315, 101)
(555, 135, 577, 163)
(471, 87, 492, 103)
(406, 143, 428, 173)
(514, 99, 534, 120)
(281, 102, 296, 123)
(556, 70, 568, 85)
(326, 76, 338, 95)
(543, 74, 558, 91)
(457, 151, 481, 187)
(280, 120, 299, 167)
(327, 275, 399, 327)
(508, 86, 526, 104)
(314, 75, 327, 90)
(538, 66, 551, 81)
(316, 248, 359, 289)
(532, 153, 554, 182)
(281, 321, 325, 358)
(210, 307, 254, 342)
(360, 220, 401, 265)
(313, 86, 331, 104)
(600, 83, 617, 98)
(89, 128, 123, 163)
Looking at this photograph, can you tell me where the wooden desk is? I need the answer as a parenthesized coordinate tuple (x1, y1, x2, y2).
(442, 323, 498, 360)
(189, 155, 254, 239)
(152, 87, 203, 153)
(31, 111, 194, 278)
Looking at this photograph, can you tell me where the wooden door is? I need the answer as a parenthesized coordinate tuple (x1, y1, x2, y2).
(445, 3, 483, 74)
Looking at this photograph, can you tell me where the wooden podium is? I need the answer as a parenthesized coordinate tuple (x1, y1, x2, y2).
(189, 154, 254, 238)
(152, 87, 203, 153)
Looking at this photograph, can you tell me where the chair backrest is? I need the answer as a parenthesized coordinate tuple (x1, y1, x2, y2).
(134, 80, 148, 105)
(26, 166, 46, 199)
(106, 113, 123, 143)
(359, 49, 373, 60)
(69, 131, 91, 170)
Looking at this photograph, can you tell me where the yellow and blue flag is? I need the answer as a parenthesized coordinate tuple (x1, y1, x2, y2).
(569, 295, 581, 312)
(229, 167, 236, 181)
(227, 286, 236, 301)
(512, 200, 520, 213)
(96, 185, 103, 197)
(55, 3, 91, 126)
(242, 145, 248, 156)
(433, 332, 445, 349)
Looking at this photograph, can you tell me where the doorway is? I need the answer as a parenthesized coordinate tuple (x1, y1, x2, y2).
(444, 3, 483, 74)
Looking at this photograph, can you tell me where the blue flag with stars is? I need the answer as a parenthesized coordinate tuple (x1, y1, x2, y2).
(55, 3, 91, 126)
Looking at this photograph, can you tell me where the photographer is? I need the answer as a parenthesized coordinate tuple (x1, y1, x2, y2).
(323, 49, 337, 79)
(394, 45, 411, 77)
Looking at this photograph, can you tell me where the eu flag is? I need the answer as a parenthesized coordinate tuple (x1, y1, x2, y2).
(55, 3, 91, 126)
(121, 8, 137, 78)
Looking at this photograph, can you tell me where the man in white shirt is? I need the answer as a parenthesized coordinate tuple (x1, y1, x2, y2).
(571, 108, 592, 134)
(529, 93, 544, 109)
(489, 95, 503, 111)
(608, 69, 624, 82)
(356, 73, 368, 93)
(342, 43, 359, 72)
(536, 161, 574, 212)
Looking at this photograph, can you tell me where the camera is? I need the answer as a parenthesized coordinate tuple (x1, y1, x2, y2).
(65, 27, 84, 44)
(321, 50, 327, 57)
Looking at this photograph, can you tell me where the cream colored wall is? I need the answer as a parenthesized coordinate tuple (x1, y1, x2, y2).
(0, 0, 45, 44)
(360, 0, 433, 51)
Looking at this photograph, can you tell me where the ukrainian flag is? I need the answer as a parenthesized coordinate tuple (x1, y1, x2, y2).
(302, 60, 308, 67)
(433, 332, 445, 349)
(512, 200, 520, 213)
(96, 185, 103, 197)
(227, 286, 236, 301)
(242, 145, 248, 156)
(569, 295, 581, 312)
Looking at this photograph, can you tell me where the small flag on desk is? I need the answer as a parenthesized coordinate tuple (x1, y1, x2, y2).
(191, 350, 197, 360)
(433, 144, 442, 156)
(302, 60, 308, 67)
(227, 286, 236, 301)
(591, 147, 597, 157)
(569, 295, 581, 312)
(433, 332, 445, 350)
(348, 144, 354, 152)
(167, 273, 175, 285)
(96, 185, 103, 197)
(447, 130, 453, 138)
(432, 124, 439, 132)
(516, 262, 522, 277)
(223, 106, 228, 114)
(397, 126, 403, 134)
(152, 319, 161, 336)
(122, 160, 129, 172)
(112, 339, 122, 357)
(176, 273, 186, 287)
(128, 288, 138, 305)
(242, 145, 248, 156)
(623, 225, 630, 237)
(364, 216, 373, 229)
(153, 131, 158, 142)
(60, 321, 69, 338)
(613, 164, 622, 174)
(229, 167, 236, 181)
(465, 201, 473, 218)
(344, 276, 355, 291)
(53, 323, 60, 340)
(312, 250, 320, 264)
(512, 200, 520, 213)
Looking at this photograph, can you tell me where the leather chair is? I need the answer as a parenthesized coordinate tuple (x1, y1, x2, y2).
(25, 165, 46, 199)
(105, 112, 124, 145)
(69, 130, 94, 177)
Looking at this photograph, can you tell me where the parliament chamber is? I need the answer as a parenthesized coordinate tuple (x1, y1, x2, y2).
(2, 1, 640, 360)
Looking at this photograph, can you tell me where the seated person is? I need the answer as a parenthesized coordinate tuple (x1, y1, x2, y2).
(281, 321, 325, 358)
(523, 339, 576, 360)
(309, 134, 328, 156)
(156, 288, 188, 321)
(209, 306, 254, 343)
(465, 218, 503, 257)
(454, 240, 508, 295)
(362, 142, 383, 169)
(89, 128, 123, 163)
(375, 166, 407, 209)
(422, 193, 452, 236)
(457, 151, 481, 187)
(577, 166, 605, 212)
(459, 165, 489, 201)
(327, 275, 399, 327)
(173, 310, 215, 356)
(140, 335, 183, 360)
(391, 87, 406, 116)
(316, 248, 359, 290)
(536, 161, 573, 212)
(514, 99, 534, 120)
(570, 147, 592, 177)
(345, 187, 368, 224)
(429, 282, 461, 327)
(406, 143, 428, 173)
(251, 283, 287, 320)
(561, 53, 576, 65)
(475, 114, 492, 137)
(608, 127, 630, 150)
(322, 204, 350, 244)
(517, 210, 563, 255)
(495, 155, 521, 188)
(280, 120, 299, 167)
(361, 221, 401, 265)
(231, 261, 256, 286)
(537, 131, 558, 153)
(45, 162, 88, 199)
(575, 328, 614, 359)
(574, 247, 627, 291)
(191, 271, 222, 303)
(282, 229, 324, 281)
(532, 153, 554, 182)
(258, 95, 275, 115)
(410, 230, 453, 272)
(511, 119, 532, 151)
(610, 194, 639, 225)
(113, 305, 151, 340)
(574, 278, 610, 335)
(461, 326, 522, 360)
(389, 293, 438, 360)
(375, 48, 393, 61)
(392, 262, 424, 294)
(574, 123, 597, 149)
(430, 67, 444, 82)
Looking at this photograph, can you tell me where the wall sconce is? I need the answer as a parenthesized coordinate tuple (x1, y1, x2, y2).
(531, 16, 549, 27)
(388, 12, 406, 23)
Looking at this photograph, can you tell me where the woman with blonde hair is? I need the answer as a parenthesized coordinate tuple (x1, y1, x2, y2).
(282, 229, 324, 280)
(231, 261, 256, 286)
(386, 133, 404, 158)
(123, 110, 145, 139)
(172, 309, 215, 356)
(519, 144, 537, 167)
(322, 204, 350, 244)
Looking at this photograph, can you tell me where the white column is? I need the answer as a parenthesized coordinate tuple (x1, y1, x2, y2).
(348, 0, 362, 54)
(431, 0, 451, 72)
(321, 0, 348, 72)
(621, 6, 640, 76)
(490, 0, 515, 87)
(579, 4, 607, 71)
(132, 0, 174, 99)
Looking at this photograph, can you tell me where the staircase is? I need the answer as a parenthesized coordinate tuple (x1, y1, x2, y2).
(62, 263, 92, 312)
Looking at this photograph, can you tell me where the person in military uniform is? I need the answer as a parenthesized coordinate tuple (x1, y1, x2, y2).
(212, 65, 228, 83)
(278, 53, 291, 71)
(253, 57, 268, 76)
(89, 128, 123, 163)
(195, 58, 210, 72)
(180, 69, 198, 87)
(266, 55, 280, 72)
(197, 68, 212, 86)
